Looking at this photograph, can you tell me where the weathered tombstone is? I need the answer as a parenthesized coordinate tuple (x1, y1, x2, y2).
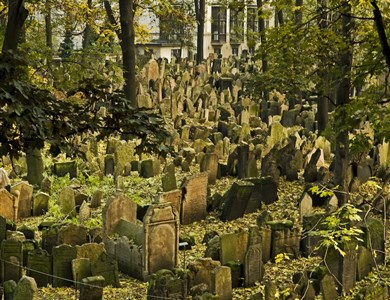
(79, 201, 91, 225)
(357, 246, 375, 281)
(27, 249, 52, 287)
(3, 280, 17, 300)
(140, 159, 160, 178)
(53, 161, 77, 178)
(58, 224, 87, 246)
(237, 144, 249, 179)
(270, 225, 300, 259)
(79, 276, 104, 300)
(320, 274, 338, 300)
(112, 236, 143, 280)
(219, 230, 248, 265)
(161, 164, 177, 192)
(180, 173, 208, 225)
(200, 153, 219, 185)
(211, 266, 232, 300)
(1, 239, 23, 283)
(90, 189, 103, 208)
(104, 155, 114, 176)
(52, 244, 77, 287)
(32, 192, 49, 216)
(11, 182, 33, 219)
(244, 176, 278, 214)
(361, 218, 385, 265)
(188, 258, 221, 288)
(72, 258, 91, 288)
(220, 181, 254, 221)
(143, 203, 179, 279)
(13, 276, 38, 300)
(147, 269, 188, 300)
(58, 186, 76, 217)
(299, 192, 313, 221)
(22, 240, 37, 266)
(0, 216, 6, 244)
(102, 193, 137, 236)
(157, 190, 182, 217)
(90, 253, 120, 287)
(0, 188, 19, 221)
(244, 228, 263, 287)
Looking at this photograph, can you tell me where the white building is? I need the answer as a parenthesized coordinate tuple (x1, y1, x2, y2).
(136, 1, 273, 61)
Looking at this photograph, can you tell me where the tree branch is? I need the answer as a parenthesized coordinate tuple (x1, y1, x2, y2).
(371, 0, 390, 72)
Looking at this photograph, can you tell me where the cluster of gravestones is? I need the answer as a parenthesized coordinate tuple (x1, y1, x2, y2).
(0, 53, 389, 300)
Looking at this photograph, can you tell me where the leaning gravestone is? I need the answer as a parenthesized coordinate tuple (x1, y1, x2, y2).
(0, 188, 18, 221)
(180, 172, 208, 225)
(102, 193, 137, 236)
(13, 276, 38, 300)
(53, 161, 77, 178)
(211, 266, 232, 300)
(220, 181, 254, 221)
(58, 224, 87, 246)
(90, 253, 120, 287)
(143, 203, 179, 280)
(52, 244, 77, 287)
(1, 239, 23, 284)
(11, 182, 33, 219)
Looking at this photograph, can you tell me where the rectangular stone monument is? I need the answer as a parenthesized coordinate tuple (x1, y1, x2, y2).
(211, 266, 232, 300)
(180, 173, 208, 225)
(220, 181, 254, 221)
(0, 188, 18, 221)
(11, 182, 33, 219)
(52, 244, 77, 287)
(27, 249, 52, 287)
(1, 239, 23, 283)
(143, 203, 179, 280)
(32, 192, 49, 216)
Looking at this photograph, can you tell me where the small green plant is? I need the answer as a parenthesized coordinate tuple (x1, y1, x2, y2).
(309, 204, 363, 256)
(308, 185, 336, 198)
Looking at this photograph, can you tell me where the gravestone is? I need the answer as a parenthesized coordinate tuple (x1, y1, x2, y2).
(200, 153, 219, 185)
(27, 249, 52, 287)
(113, 236, 143, 280)
(161, 164, 177, 192)
(0, 188, 18, 221)
(237, 144, 249, 179)
(299, 192, 313, 221)
(1, 239, 23, 283)
(140, 159, 160, 178)
(180, 173, 208, 225)
(58, 224, 87, 246)
(143, 203, 179, 280)
(79, 276, 104, 300)
(147, 269, 188, 300)
(3, 280, 17, 300)
(90, 253, 120, 287)
(90, 189, 103, 208)
(52, 244, 77, 287)
(157, 190, 182, 216)
(13, 276, 38, 300)
(211, 266, 232, 300)
(320, 274, 338, 300)
(72, 258, 91, 288)
(102, 193, 137, 236)
(0, 216, 6, 244)
(244, 177, 278, 214)
(53, 161, 77, 178)
(219, 230, 248, 265)
(58, 186, 76, 217)
(220, 181, 254, 221)
(271, 226, 300, 259)
(79, 201, 91, 225)
(32, 192, 49, 216)
(188, 258, 221, 288)
(11, 182, 33, 218)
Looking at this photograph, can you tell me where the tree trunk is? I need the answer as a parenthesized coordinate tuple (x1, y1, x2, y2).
(45, 1, 53, 67)
(295, 0, 303, 25)
(257, 0, 268, 74)
(26, 146, 44, 186)
(118, 0, 137, 107)
(317, 0, 329, 133)
(82, 0, 93, 49)
(334, 1, 353, 205)
(2, 0, 28, 53)
(371, 0, 390, 72)
(195, 0, 205, 65)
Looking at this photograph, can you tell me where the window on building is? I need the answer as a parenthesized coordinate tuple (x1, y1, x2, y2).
(171, 49, 182, 59)
(211, 7, 226, 43)
(232, 47, 239, 56)
(247, 7, 258, 33)
(214, 47, 221, 55)
(230, 8, 244, 43)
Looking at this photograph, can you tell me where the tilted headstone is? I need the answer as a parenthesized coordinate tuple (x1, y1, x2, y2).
(90, 189, 103, 208)
(58, 224, 87, 246)
(200, 153, 219, 185)
(113, 236, 143, 280)
(27, 249, 52, 287)
(72, 258, 91, 288)
(143, 203, 179, 280)
(219, 230, 248, 265)
(220, 181, 254, 221)
(188, 258, 221, 288)
(52, 244, 77, 287)
(102, 193, 137, 236)
(140, 159, 160, 178)
(147, 269, 188, 300)
(161, 164, 177, 192)
(180, 173, 208, 225)
(1, 239, 23, 283)
(157, 190, 182, 216)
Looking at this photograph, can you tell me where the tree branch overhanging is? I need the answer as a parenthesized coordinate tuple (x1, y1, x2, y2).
(371, 0, 390, 72)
